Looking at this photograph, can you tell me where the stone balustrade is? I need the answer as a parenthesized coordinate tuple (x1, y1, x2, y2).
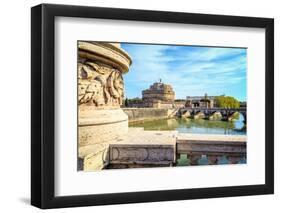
(107, 128, 176, 169)
(176, 133, 246, 166)
(102, 129, 247, 169)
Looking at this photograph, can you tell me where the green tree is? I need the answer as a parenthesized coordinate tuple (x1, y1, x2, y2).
(124, 98, 128, 107)
(215, 96, 240, 108)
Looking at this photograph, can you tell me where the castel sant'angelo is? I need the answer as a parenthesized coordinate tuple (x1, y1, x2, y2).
(141, 80, 175, 108)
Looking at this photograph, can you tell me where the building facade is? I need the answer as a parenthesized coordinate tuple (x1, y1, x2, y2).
(126, 80, 176, 108)
(141, 81, 175, 108)
(185, 95, 216, 108)
(142, 81, 175, 102)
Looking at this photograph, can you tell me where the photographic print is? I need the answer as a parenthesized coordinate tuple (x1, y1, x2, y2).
(78, 41, 247, 171)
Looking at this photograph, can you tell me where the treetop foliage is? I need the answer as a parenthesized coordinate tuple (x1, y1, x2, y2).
(215, 96, 240, 108)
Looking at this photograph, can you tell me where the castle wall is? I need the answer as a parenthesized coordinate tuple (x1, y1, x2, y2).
(123, 108, 170, 122)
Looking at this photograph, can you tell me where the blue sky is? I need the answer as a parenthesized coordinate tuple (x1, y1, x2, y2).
(121, 43, 247, 101)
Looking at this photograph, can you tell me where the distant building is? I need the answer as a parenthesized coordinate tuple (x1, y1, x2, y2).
(126, 80, 176, 108)
(185, 94, 216, 108)
(142, 80, 175, 103)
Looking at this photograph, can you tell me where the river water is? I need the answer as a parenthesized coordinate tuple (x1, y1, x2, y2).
(129, 113, 246, 135)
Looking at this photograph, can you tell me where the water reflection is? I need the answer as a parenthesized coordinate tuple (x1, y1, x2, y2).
(129, 113, 246, 135)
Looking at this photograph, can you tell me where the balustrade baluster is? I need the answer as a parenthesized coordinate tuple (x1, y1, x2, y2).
(190, 154, 201, 165)
(228, 155, 242, 164)
(207, 155, 219, 165)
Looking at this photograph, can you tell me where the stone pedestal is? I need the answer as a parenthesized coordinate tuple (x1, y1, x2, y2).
(79, 108, 128, 146)
(78, 42, 131, 171)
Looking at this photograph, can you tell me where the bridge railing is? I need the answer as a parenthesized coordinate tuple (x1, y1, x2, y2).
(106, 132, 246, 168)
(176, 134, 246, 165)
(181, 107, 246, 111)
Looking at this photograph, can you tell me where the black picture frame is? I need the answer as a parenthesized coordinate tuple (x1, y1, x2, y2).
(31, 3, 274, 209)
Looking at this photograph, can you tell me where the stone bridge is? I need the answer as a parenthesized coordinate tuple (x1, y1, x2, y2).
(178, 107, 247, 122)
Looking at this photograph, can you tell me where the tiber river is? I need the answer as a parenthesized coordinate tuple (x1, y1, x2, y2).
(129, 113, 246, 135)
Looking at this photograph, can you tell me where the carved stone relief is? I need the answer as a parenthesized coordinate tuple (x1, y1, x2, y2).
(78, 61, 124, 108)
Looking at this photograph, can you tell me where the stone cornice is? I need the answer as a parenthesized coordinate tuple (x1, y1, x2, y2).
(78, 41, 132, 73)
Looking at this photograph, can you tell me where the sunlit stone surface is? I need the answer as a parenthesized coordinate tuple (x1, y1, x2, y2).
(78, 42, 132, 171)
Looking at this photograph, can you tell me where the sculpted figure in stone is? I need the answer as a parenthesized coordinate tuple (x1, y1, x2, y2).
(107, 70, 124, 106)
(78, 61, 124, 107)
(78, 62, 105, 106)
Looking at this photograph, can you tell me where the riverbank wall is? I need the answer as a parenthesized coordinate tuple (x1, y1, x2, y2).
(122, 108, 175, 123)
